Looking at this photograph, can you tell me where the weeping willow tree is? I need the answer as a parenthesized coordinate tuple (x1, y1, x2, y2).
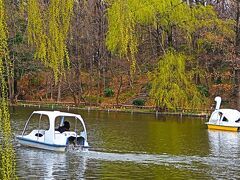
(106, 0, 190, 75)
(106, 0, 192, 75)
(149, 51, 203, 110)
(107, 0, 234, 109)
(27, 0, 74, 81)
(107, 0, 233, 55)
(0, 0, 16, 179)
(106, 0, 137, 77)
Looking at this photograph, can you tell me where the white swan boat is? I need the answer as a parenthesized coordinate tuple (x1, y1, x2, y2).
(16, 111, 89, 152)
(206, 97, 240, 131)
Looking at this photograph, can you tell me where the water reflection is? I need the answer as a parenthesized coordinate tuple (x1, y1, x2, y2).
(16, 147, 205, 179)
(16, 147, 88, 179)
(17, 146, 240, 179)
(203, 130, 240, 179)
(208, 130, 240, 158)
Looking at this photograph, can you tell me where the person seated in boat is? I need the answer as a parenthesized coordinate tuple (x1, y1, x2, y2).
(218, 112, 228, 122)
(218, 112, 223, 120)
(55, 121, 70, 133)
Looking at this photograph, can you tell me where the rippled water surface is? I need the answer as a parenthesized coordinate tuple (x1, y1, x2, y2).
(10, 107, 240, 179)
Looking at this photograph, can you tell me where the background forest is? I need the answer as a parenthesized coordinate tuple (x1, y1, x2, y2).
(3, 0, 240, 110)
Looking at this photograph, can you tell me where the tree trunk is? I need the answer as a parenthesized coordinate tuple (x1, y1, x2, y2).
(50, 72, 54, 100)
(50, 83, 53, 100)
(236, 0, 240, 55)
(8, 77, 14, 104)
(77, 57, 83, 106)
(14, 77, 18, 102)
(167, 27, 173, 48)
(116, 76, 123, 105)
(156, 23, 162, 56)
(45, 75, 48, 100)
(57, 77, 61, 102)
(96, 50, 101, 106)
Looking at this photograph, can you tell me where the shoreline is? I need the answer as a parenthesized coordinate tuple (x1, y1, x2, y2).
(10, 100, 211, 118)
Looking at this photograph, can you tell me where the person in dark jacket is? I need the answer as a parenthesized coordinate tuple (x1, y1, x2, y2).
(55, 121, 70, 133)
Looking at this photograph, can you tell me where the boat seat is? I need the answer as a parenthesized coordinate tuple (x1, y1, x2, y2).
(34, 130, 45, 137)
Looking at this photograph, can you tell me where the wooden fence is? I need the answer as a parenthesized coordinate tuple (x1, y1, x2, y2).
(12, 100, 211, 117)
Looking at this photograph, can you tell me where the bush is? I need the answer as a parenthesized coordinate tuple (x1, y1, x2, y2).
(85, 95, 103, 105)
(30, 76, 41, 86)
(197, 85, 209, 97)
(132, 99, 145, 106)
(104, 88, 114, 97)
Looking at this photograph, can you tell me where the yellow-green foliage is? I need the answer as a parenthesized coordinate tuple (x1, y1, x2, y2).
(0, 0, 16, 179)
(106, 0, 191, 73)
(0, 0, 12, 78)
(106, 0, 137, 76)
(149, 51, 203, 110)
(106, 1, 234, 71)
(107, 1, 233, 109)
(0, 0, 8, 59)
(27, 0, 47, 64)
(27, 0, 74, 81)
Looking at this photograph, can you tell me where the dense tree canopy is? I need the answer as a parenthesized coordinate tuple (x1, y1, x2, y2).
(0, 0, 16, 179)
(106, 0, 234, 109)
(27, 0, 74, 81)
(1, 0, 240, 108)
(149, 51, 203, 109)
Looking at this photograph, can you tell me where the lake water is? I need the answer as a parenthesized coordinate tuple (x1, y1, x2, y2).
(10, 106, 240, 179)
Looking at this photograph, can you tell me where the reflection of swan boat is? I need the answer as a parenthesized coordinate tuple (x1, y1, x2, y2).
(16, 111, 89, 152)
(206, 97, 240, 131)
(208, 130, 240, 157)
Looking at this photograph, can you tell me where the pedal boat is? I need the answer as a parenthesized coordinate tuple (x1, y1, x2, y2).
(16, 111, 89, 152)
(206, 97, 240, 132)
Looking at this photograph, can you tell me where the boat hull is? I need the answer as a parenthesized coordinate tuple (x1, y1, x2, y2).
(16, 137, 66, 152)
(207, 124, 239, 132)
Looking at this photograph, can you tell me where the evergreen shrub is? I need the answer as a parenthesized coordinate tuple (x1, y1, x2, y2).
(104, 88, 114, 97)
(132, 99, 145, 106)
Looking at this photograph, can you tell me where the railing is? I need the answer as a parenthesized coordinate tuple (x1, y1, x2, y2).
(12, 100, 211, 117)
